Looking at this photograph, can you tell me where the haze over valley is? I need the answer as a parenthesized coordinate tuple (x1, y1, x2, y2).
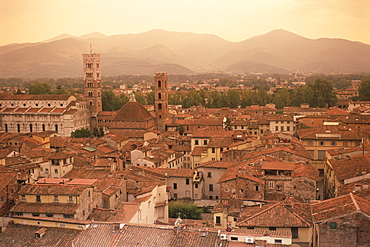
(1, 29, 369, 78)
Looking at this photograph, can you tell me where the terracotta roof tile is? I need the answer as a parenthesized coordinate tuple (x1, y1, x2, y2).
(238, 202, 312, 228)
(311, 193, 370, 222)
(11, 202, 79, 214)
(328, 154, 370, 181)
(0, 224, 81, 247)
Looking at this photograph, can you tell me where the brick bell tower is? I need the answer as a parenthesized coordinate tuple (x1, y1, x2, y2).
(83, 45, 102, 129)
(154, 72, 168, 133)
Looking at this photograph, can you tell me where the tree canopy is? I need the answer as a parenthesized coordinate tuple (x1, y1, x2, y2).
(169, 202, 202, 220)
(71, 128, 92, 138)
(359, 79, 370, 101)
(29, 83, 52, 94)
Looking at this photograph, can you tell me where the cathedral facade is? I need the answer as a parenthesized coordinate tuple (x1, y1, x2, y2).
(0, 94, 90, 137)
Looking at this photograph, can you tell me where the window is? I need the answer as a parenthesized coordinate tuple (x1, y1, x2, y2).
(195, 140, 199, 145)
(281, 126, 284, 131)
(46, 213, 53, 217)
(186, 179, 190, 185)
(68, 196, 73, 203)
(207, 172, 212, 178)
(209, 196, 213, 199)
(275, 239, 282, 244)
(21, 195, 26, 202)
(318, 150, 326, 160)
(287, 126, 290, 131)
(319, 141, 325, 146)
(173, 193, 177, 199)
(212, 148, 215, 153)
(269, 227, 276, 231)
(329, 222, 337, 229)
(268, 181, 274, 189)
(185, 190, 190, 197)
(331, 141, 336, 146)
(158, 103, 162, 110)
(275, 126, 279, 131)
(54, 169, 58, 174)
(173, 183, 177, 190)
(291, 227, 298, 238)
(195, 183, 198, 189)
(203, 140, 208, 145)
(247, 227, 254, 230)
(343, 141, 348, 146)
(36, 195, 41, 202)
(158, 93, 161, 99)
(158, 80, 161, 88)
(209, 184, 213, 192)
(255, 185, 259, 191)
(319, 169, 324, 177)
(54, 196, 58, 202)
(32, 213, 40, 217)
(230, 237, 238, 241)
(88, 191, 91, 197)
(216, 216, 221, 224)
(307, 141, 313, 146)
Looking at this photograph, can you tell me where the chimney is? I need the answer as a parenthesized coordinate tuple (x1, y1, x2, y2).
(363, 182, 369, 190)
(34, 228, 47, 239)
(354, 184, 362, 192)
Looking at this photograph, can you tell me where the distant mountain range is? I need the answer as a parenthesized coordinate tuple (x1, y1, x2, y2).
(1, 29, 369, 78)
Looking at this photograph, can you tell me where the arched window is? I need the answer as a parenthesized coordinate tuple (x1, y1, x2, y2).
(55, 124, 58, 132)
(42, 124, 45, 131)
(17, 124, 21, 133)
(158, 80, 161, 88)
(89, 101, 93, 106)
(88, 92, 93, 97)
(158, 103, 162, 110)
(158, 93, 161, 99)
(29, 124, 33, 132)
(4, 124, 8, 132)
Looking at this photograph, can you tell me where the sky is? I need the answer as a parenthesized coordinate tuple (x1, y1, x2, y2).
(1, 0, 370, 46)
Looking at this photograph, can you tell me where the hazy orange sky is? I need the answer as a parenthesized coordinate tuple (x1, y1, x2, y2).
(1, 0, 370, 46)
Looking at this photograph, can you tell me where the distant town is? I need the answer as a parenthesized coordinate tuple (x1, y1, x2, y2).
(0, 52, 369, 247)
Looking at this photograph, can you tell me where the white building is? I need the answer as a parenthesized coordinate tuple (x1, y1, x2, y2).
(0, 94, 91, 137)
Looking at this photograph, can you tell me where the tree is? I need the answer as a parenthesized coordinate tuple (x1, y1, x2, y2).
(146, 91, 155, 105)
(92, 127, 105, 137)
(169, 202, 202, 220)
(307, 79, 337, 107)
(273, 88, 292, 109)
(134, 92, 147, 105)
(102, 90, 127, 111)
(359, 79, 370, 101)
(55, 85, 68, 95)
(71, 128, 92, 138)
(176, 125, 185, 135)
(29, 83, 52, 94)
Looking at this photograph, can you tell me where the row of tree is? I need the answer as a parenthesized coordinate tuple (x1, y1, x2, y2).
(26, 78, 370, 111)
(102, 79, 340, 110)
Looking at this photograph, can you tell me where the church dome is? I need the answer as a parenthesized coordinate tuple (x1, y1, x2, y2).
(113, 94, 153, 122)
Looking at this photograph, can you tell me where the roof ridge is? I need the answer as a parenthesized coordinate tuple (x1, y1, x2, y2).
(350, 193, 361, 211)
(239, 203, 281, 223)
(284, 204, 312, 226)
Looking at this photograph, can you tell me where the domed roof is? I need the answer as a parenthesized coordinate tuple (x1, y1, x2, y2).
(113, 99, 153, 122)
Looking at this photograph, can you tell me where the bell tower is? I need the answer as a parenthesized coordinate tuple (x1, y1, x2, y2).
(83, 46, 102, 129)
(154, 72, 168, 133)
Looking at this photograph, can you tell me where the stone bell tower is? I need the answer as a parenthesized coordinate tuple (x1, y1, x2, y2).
(154, 72, 168, 133)
(83, 45, 102, 129)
